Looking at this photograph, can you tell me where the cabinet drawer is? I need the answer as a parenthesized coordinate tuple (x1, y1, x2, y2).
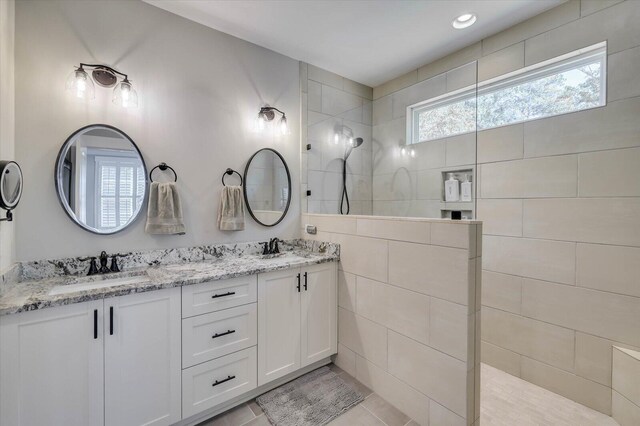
(182, 304, 257, 368)
(182, 346, 257, 419)
(182, 275, 257, 318)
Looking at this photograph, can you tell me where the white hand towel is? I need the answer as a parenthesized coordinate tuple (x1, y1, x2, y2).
(145, 182, 186, 235)
(217, 185, 245, 231)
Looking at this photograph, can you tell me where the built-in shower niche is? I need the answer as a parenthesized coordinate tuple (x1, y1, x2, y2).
(441, 168, 474, 219)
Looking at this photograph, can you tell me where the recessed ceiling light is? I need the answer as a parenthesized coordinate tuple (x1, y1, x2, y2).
(452, 13, 477, 29)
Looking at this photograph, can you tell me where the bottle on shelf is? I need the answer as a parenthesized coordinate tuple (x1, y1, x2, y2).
(444, 173, 460, 202)
(461, 174, 472, 202)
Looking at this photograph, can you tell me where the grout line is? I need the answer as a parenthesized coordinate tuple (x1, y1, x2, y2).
(360, 403, 390, 426)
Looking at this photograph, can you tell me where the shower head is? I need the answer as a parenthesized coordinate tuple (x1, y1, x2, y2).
(344, 137, 364, 160)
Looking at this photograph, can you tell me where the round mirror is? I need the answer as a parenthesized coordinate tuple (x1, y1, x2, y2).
(0, 161, 23, 210)
(243, 148, 291, 227)
(55, 124, 147, 234)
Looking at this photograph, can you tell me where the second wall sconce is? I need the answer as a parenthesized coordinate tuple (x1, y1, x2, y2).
(256, 106, 288, 135)
(66, 63, 138, 108)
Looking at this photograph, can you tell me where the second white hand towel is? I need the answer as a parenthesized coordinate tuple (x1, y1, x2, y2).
(217, 185, 245, 231)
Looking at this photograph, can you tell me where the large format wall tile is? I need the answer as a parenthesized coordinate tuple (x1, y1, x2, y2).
(476, 199, 523, 237)
(338, 308, 388, 369)
(429, 297, 472, 362)
(332, 233, 388, 282)
(478, 42, 524, 82)
(338, 270, 357, 313)
(523, 198, 640, 247)
(477, 124, 524, 164)
(481, 341, 521, 377)
(608, 45, 640, 102)
(417, 43, 481, 83)
(430, 223, 475, 252)
(483, 235, 576, 285)
(521, 357, 612, 415)
(524, 0, 640, 65)
(391, 74, 446, 119)
(480, 155, 577, 198)
(388, 331, 468, 418)
(578, 147, 640, 197)
(581, 0, 624, 17)
(356, 217, 430, 244)
(613, 347, 640, 407)
(576, 243, 640, 297)
(481, 270, 522, 314)
(322, 84, 363, 118)
(355, 355, 430, 425)
(356, 276, 429, 344)
(482, 307, 575, 371)
(523, 97, 640, 158)
(521, 278, 640, 346)
(612, 390, 640, 426)
(388, 241, 472, 305)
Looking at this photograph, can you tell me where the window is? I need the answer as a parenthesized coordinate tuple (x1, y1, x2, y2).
(409, 42, 607, 144)
(95, 156, 144, 230)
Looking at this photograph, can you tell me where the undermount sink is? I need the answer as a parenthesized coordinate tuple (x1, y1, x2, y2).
(48, 275, 150, 296)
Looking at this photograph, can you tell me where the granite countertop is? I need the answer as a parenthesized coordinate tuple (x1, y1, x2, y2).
(0, 239, 339, 317)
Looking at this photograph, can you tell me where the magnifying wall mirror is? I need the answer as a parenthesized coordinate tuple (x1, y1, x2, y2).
(243, 148, 291, 227)
(0, 161, 23, 221)
(55, 124, 147, 234)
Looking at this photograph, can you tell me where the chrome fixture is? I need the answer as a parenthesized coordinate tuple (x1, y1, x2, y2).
(66, 63, 138, 108)
(256, 106, 288, 135)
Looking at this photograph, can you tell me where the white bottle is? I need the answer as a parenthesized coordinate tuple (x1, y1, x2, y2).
(461, 174, 472, 202)
(444, 173, 460, 202)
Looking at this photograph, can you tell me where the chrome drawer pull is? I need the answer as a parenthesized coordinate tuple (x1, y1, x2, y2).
(212, 329, 236, 339)
(211, 291, 236, 299)
(212, 375, 236, 387)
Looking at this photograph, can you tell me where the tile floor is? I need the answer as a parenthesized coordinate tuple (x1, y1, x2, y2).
(198, 363, 618, 426)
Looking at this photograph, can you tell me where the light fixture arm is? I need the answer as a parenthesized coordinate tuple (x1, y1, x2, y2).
(78, 63, 129, 81)
(260, 106, 286, 118)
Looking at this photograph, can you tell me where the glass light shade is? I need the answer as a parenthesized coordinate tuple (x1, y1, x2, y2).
(112, 80, 138, 108)
(279, 115, 288, 135)
(256, 113, 267, 131)
(65, 68, 95, 100)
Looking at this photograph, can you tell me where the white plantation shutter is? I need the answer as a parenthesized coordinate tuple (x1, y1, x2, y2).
(96, 156, 144, 231)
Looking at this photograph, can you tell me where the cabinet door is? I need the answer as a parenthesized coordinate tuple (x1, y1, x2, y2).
(104, 288, 181, 426)
(301, 262, 338, 367)
(257, 268, 301, 386)
(0, 301, 104, 426)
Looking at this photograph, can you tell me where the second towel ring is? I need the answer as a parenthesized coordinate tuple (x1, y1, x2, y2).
(149, 162, 177, 182)
(222, 168, 243, 186)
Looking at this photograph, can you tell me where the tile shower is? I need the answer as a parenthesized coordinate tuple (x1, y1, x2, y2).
(301, 0, 640, 419)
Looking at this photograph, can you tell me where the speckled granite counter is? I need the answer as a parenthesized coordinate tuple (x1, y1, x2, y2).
(0, 239, 338, 316)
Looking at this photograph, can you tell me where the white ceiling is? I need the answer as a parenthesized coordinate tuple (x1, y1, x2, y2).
(144, 0, 564, 87)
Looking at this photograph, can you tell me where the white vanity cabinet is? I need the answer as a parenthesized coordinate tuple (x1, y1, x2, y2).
(0, 287, 181, 426)
(0, 300, 105, 426)
(257, 262, 337, 386)
(104, 287, 181, 426)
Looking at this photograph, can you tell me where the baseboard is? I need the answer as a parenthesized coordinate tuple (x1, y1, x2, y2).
(176, 357, 333, 426)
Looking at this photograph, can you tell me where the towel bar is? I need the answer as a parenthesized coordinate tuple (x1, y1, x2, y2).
(149, 162, 178, 182)
(222, 168, 243, 186)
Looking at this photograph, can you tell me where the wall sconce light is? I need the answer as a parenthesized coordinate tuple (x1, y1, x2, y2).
(400, 146, 416, 158)
(256, 106, 288, 135)
(66, 63, 138, 108)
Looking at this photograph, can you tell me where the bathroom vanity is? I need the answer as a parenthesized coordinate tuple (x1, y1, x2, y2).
(0, 240, 338, 426)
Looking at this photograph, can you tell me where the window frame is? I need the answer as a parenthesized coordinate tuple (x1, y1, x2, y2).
(406, 41, 607, 145)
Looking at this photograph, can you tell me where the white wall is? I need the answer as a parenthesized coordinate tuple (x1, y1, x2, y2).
(0, 0, 15, 272)
(14, 0, 301, 261)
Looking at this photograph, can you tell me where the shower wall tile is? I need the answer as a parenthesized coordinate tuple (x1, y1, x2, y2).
(612, 347, 640, 407)
(445, 133, 476, 167)
(417, 42, 481, 83)
(391, 74, 446, 119)
(372, 95, 393, 125)
(482, 307, 575, 372)
(483, 235, 576, 285)
(481, 341, 521, 378)
(578, 147, 640, 197)
(373, 69, 417, 100)
(478, 42, 524, 82)
(523, 198, 640, 246)
(343, 78, 373, 100)
(520, 357, 612, 415)
(608, 45, 640, 102)
(523, 97, 640, 158)
(445, 62, 477, 92)
(308, 64, 344, 89)
(476, 199, 523, 237)
(581, 0, 623, 17)
(356, 276, 430, 344)
(372, 171, 416, 201)
(481, 270, 522, 314)
(308, 80, 322, 112)
(303, 216, 480, 425)
(576, 243, 640, 297)
(575, 332, 640, 388)
(321, 84, 363, 117)
(521, 278, 640, 346)
(477, 124, 524, 164)
(339, 307, 388, 369)
(479, 155, 578, 199)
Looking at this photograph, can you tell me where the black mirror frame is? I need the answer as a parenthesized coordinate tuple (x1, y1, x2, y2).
(243, 148, 292, 227)
(54, 124, 148, 235)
